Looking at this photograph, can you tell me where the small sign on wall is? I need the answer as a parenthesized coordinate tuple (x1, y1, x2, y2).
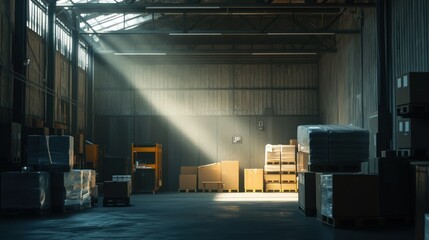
(232, 136, 242, 144)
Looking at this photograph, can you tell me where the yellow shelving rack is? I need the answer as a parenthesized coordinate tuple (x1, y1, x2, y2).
(131, 143, 162, 193)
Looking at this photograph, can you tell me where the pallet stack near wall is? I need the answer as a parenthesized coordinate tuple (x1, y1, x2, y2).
(394, 72, 429, 240)
(264, 144, 297, 192)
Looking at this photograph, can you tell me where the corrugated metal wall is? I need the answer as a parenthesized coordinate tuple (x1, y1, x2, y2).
(94, 57, 320, 191)
(95, 60, 319, 116)
(319, 8, 378, 128)
(390, 0, 429, 86)
(0, 0, 14, 121)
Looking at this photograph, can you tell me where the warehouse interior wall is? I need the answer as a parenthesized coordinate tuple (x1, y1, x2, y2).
(0, 0, 14, 123)
(318, 8, 378, 170)
(0, 0, 88, 135)
(93, 55, 320, 191)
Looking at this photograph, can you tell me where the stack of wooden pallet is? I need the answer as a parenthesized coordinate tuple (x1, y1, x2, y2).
(264, 144, 297, 192)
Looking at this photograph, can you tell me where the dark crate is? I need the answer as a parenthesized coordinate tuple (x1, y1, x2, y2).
(104, 181, 131, 198)
(298, 172, 316, 217)
(102, 156, 129, 182)
(0, 122, 21, 163)
(396, 118, 429, 149)
(396, 72, 429, 106)
(133, 168, 155, 193)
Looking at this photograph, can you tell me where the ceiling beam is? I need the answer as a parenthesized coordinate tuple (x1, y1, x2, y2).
(58, 3, 375, 15)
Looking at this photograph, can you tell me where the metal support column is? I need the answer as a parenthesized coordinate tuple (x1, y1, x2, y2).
(12, 0, 28, 124)
(376, 0, 392, 155)
(71, 12, 79, 134)
(46, 0, 56, 128)
(86, 47, 94, 141)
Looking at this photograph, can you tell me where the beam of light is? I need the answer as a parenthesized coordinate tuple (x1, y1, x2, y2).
(267, 32, 335, 36)
(213, 193, 298, 202)
(114, 52, 166, 56)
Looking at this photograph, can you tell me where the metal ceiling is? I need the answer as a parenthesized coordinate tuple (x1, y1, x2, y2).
(56, 0, 376, 61)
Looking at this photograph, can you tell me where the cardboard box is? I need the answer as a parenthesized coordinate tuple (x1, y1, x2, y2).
(281, 183, 297, 192)
(265, 183, 281, 192)
(264, 165, 281, 172)
(321, 174, 379, 218)
(181, 166, 198, 175)
(104, 181, 131, 198)
(244, 169, 263, 191)
(179, 174, 197, 190)
(297, 151, 309, 172)
(264, 174, 281, 182)
(85, 144, 99, 169)
(221, 160, 239, 191)
(281, 164, 296, 172)
(281, 174, 296, 183)
(298, 172, 316, 216)
(198, 163, 221, 190)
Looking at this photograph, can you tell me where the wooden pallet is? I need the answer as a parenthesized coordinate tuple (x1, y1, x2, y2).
(103, 197, 130, 207)
(396, 104, 429, 118)
(245, 189, 263, 193)
(321, 215, 411, 228)
(63, 202, 92, 212)
(308, 164, 360, 172)
(396, 148, 429, 158)
(221, 189, 239, 193)
(1, 207, 50, 216)
(178, 189, 197, 193)
(281, 189, 298, 193)
(266, 189, 282, 192)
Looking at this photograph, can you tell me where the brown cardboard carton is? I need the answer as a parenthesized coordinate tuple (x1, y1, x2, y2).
(180, 166, 198, 175)
(245, 169, 263, 191)
(264, 174, 281, 182)
(265, 183, 281, 192)
(221, 160, 239, 191)
(179, 174, 197, 190)
(198, 162, 221, 190)
(297, 151, 309, 172)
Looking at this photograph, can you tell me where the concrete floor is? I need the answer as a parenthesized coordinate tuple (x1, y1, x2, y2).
(0, 193, 413, 240)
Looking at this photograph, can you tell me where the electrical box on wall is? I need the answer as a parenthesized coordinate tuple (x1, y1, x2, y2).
(232, 136, 242, 144)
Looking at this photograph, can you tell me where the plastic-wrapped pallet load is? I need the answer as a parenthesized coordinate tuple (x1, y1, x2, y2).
(320, 173, 379, 219)
(64, 170, 83, 206)
(297, 125, 329, 165)
(425, 214, 429, 240)
(81, 170, 92, 206)
(1, 172, 50, 210)
(297, 125, 369, 166)
(26, 135, 74, 170)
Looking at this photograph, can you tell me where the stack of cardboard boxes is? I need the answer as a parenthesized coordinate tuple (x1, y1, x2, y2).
(264, 144, 297, 192)
(179, 161, 239, 192)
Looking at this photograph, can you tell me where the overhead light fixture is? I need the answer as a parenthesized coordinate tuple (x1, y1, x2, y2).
(251, 52, 317, 56)
(146, 6, 220, 10)
(169, 33, 222, 36)
(267, 32, 335, 36)
(114, 52, 166, 56)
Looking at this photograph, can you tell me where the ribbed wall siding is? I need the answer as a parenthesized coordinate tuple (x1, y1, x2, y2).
(0, 0, 14, 115)
(390, 0, 429, 84)
(95, 60, 319, 116)
(319, 8, 378, 128)
(362, 8, 378, 119)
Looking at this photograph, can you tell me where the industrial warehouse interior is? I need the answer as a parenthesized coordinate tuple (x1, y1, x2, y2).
(0, 0, 428, 239)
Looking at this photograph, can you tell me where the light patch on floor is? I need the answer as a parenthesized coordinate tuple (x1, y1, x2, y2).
(213, 192, 298, 202)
